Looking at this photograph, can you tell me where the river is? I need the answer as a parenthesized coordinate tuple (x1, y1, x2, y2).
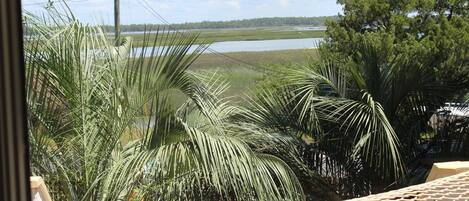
(131, 38, 323, 57)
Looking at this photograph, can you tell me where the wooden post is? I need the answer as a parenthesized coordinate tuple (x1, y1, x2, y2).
(114, 0, 120, 46)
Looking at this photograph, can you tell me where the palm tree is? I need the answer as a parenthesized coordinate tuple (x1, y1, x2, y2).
(239, 38, 458, 198)
(239, 32, 468, 198)
(25, 8, 304, 200)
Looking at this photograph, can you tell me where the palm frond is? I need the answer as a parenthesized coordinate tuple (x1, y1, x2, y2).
(25, 6, 305, 200)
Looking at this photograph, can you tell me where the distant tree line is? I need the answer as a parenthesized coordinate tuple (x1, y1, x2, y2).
(102, 16, 337, 32)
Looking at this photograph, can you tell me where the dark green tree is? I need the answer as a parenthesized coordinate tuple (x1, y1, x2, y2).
(102, 16, 337, 32)
(322, 0, 469, 186)
(243, 1, 468, 199)
(326, 0, 468, 89)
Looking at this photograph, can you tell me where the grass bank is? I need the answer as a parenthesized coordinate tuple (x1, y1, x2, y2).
(155, 49, 318, 106)
(192, 49, 318, 97)
(126, 28, 325, 47)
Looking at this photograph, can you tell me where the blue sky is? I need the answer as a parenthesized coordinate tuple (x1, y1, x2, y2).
(22, 0, 341, 24)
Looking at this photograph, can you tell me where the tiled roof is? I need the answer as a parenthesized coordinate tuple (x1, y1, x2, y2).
(347, 171, 469, 201)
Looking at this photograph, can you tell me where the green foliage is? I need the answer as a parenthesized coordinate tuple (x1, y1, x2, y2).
(317, 0, 469, 192)
(101, 16, 337, 32)
(326, 0, 469, 91)
(239, 59, 405, 198)
(237, 1, 469, 198)
(25, 9, 305, 200)
(23, 1, 469, 200)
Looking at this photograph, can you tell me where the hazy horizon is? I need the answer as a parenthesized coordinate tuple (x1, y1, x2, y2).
(22, 0, 342, 25)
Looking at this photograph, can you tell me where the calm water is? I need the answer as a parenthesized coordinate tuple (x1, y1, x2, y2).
(131, 38, 323, 57)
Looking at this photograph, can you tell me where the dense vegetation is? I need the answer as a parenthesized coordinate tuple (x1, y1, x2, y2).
(324, 0, 469, 185)
(102, 16, 335, 32)
(25, 12, 305, 200)
(26, 0, 469, 200)
(306, 0, 468, 196)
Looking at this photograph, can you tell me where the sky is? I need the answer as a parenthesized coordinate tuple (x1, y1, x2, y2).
(22, 0, 342, 25)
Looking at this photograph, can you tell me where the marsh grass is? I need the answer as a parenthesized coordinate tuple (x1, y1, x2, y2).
(126, 28, 325, 47)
